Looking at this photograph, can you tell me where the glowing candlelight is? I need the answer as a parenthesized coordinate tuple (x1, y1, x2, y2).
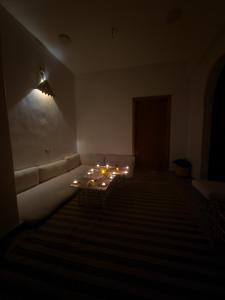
(124, 170, 128, 175)
(96, 164, 100, 168)
(126, 166, 129, 169)
(73, 180, 78, 184)
(106, 164, 109, 169)
(101, 182, 106, 186)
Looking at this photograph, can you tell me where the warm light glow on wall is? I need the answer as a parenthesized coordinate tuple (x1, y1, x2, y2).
(20, 89, 62, 133)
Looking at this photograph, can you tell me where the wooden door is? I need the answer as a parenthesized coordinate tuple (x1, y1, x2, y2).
(133, 96, 171, 171)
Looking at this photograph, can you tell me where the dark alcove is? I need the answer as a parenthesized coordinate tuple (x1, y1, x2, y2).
(208, 64, 225, 181)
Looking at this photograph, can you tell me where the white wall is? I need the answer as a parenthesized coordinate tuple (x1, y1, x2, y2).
(188, 32, 225, 178)
(0, 7, 77, 171)
(76, 62, 190, 166)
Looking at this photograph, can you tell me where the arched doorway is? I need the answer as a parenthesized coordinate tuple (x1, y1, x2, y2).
(201, 55, 225, 180)
(208, 65, 225, 180)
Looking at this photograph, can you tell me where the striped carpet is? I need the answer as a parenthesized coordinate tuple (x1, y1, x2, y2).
(1, 172, 225, 299)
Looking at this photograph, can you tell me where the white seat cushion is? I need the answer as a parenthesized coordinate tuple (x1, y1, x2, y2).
(105, 154, 135, 166)
(14, 167, 39, 194)
(105, 154, 135, 176)
(39, 160, 67, 183)
(65, 153, 81, 171)
(192, 180, 225, 201)
(80, 153, 105, 166)
(69, 165, 93, 180)
(17, 165, 91, 223)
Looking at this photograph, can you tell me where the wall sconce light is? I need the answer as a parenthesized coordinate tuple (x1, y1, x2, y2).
(36, 68, 55, 98)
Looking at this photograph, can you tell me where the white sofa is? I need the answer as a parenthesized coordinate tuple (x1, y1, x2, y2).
(192, 180, 225, 201)
(15, 153, 135, 224)
(192, 180, 225, 241)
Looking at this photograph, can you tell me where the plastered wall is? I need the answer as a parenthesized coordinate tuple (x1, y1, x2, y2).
(0, 7, 77, 171)
(76, 62, 190, 167)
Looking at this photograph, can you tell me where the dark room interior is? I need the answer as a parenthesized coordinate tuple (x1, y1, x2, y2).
(1, 1, 225, 299)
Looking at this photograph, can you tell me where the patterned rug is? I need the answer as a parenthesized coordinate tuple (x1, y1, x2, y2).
(1, 172, 225, 299)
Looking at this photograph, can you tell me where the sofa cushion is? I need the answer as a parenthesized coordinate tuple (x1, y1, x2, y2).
(39, 160, 67, 183)
(14, 167, 39, 194)
(17, 165, 91, 223)
(105, 154, 135, 167)
(192, 180, 225, 201)
(105, 154, 135, 177)
(80, 153, 105, 166)
(65, 153, 81, 171)
(69, 165, 93, 182)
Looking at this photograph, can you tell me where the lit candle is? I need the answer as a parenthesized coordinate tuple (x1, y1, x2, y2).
(126, 166, 129, 169)
(91, 169, 94, 172)
(106, 164, 109, 169)
(113, 171, 116, 175)
(116, 167, 119, 171)
(87, 172, 91, 175)
(124, 170, 128, 174)
(96, 164, 100, 168)
(101, 182, 106, 186)
(73, 180, 78, 184)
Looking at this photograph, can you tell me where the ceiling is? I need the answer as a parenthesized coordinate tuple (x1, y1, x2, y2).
(1, 0, 225, 74)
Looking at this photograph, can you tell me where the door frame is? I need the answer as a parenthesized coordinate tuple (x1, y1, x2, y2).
(132, 95, 171, 169)
(0, 36, 19, 236)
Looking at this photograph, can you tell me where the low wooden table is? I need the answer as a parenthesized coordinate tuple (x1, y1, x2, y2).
(70, 165, 129, 207)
